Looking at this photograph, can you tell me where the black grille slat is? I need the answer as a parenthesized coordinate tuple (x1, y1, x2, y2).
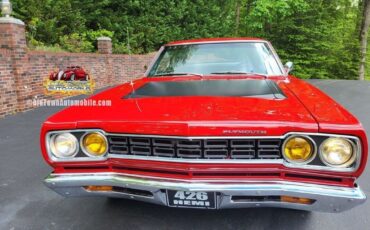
(204, 149, 228, 159)
(109, 136, 128, 145)
(130, 137, 151, 146)
(153, 138, 175, 147)
(230, 140, 255, 148)
(130, 146, 151, 156)
(153, 147, 175, 157)
(110, 145, 129, 154)
(231, 149, 255, 159)
(257, 140, 281, 159)
(177, 140, 202, 148)
(258, 140, 280, 148)
(108, 136, 129, 154)
(257, 149, 281, 159)
(107, 135, 281, 160)
(177, 148, 202, 158)
(204, 140, 228, 148)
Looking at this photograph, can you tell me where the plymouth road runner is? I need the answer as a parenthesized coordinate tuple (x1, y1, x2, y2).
(41, 38, 367, 212)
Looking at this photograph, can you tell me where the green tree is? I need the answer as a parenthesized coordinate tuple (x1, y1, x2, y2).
(10, 0, 369, 80)
(239, 0, 360, 79)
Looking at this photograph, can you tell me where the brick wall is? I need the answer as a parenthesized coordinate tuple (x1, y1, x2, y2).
(0, 48, 17, 117)
(0, 18, 155, 118)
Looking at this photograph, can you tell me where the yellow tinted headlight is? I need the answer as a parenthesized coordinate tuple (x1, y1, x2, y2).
(81, 132, 108, 157)
(320, 137, 355, 167)
(283, 136, 315, 163)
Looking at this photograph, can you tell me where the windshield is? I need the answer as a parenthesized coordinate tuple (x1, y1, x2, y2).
(148, 42, 283, 76)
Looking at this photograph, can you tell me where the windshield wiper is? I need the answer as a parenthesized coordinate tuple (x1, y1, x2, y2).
(153, 72, 204, 78)
(210, 72, 267, 77)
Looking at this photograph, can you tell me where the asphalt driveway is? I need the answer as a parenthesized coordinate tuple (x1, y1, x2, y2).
(0, 80, 370, 230)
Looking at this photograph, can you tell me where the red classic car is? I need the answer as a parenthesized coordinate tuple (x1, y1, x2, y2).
(41, 38, 367, 212)
(49, 66, 90, 81)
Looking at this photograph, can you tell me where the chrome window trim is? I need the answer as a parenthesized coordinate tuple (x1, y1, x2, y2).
(45, 130, 362, 172)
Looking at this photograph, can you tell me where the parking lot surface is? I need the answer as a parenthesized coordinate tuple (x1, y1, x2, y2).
(0, 80, 370, 230)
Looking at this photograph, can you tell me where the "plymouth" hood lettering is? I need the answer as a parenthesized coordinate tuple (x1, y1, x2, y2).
(222, 130, 267, 135)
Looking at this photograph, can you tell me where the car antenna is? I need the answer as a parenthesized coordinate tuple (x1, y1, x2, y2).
(127, 31, 142, 111)
(130, 80, 135, 93)
(130, 80, 142, 112)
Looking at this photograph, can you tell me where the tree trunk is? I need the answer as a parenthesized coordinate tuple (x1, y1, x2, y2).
(359, 0, 370, 80)
(235, 0, 241, 36)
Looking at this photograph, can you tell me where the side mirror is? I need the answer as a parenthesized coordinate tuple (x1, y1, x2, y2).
(284, 61, 293, 74)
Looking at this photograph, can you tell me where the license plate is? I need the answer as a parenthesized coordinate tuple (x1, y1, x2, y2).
(166, 190, 216, 209)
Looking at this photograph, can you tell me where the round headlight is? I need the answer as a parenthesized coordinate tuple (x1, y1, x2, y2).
(319, 138, 355, 167)
(81, 132, 108, 157)
(283, 136, 315, 164)
(50, 133, 79, 158)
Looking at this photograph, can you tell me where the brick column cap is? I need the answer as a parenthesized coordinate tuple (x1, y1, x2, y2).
(0, 16, 24, 25)
(97, 36, 112, 41)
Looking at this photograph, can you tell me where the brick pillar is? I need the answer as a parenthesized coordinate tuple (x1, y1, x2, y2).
(97, 37, 113, 85)
(97, 37, 112, 54)
(0, 17, 28, 115)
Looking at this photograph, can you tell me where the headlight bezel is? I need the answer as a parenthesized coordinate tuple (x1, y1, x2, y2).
(46, 129, 109, 162)
(281, 133, 361, 172)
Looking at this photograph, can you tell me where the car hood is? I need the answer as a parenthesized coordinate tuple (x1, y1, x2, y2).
(44, 76, 318, 136)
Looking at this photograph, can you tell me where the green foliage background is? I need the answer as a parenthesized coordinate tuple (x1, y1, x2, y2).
(10, 0, 369, 79)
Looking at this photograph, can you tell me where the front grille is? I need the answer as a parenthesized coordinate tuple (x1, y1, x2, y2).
(107, 135, 282, 160)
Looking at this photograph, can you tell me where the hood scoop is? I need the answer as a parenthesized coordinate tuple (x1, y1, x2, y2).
(124, 79, 285, 99)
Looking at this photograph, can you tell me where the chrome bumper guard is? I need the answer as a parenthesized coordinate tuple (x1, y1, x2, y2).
(44, 173, 366, 213)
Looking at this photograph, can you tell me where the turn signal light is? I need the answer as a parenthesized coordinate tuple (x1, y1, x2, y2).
(84, 186, 113, 192)
(281, 196, 315, 205)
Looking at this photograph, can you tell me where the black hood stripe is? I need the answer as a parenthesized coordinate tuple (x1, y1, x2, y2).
(124, 79, 285, 99)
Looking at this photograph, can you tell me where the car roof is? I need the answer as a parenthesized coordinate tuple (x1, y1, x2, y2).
(165, 37, 267, 46)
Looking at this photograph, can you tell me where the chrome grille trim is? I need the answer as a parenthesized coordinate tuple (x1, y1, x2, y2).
(107, 135, 281, 160)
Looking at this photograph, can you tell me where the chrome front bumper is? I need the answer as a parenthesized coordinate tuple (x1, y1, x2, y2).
(44, 173, 366, 213)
